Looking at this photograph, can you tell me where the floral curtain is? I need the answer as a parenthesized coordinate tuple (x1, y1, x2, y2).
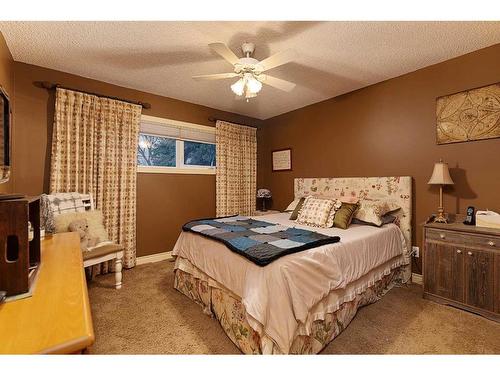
(50, 88, 141, 270)
(216, 120, 257, 217)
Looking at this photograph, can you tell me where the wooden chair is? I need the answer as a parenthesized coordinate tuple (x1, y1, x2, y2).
(83, 243, 124, 289)
(41, 193, 124, 289)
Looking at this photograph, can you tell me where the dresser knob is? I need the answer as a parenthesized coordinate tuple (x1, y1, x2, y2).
(488, 240, 495, 247)
(467, 251, 473, 256)
(439, 233, 445, 239)
(456, 249, 462, 254)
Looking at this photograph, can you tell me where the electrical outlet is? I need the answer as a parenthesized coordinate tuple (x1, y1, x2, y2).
(412, 246, 420, 258)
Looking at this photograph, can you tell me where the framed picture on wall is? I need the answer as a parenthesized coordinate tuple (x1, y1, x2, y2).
(436, 82, 500, 145)
(272, 148, 292, 172)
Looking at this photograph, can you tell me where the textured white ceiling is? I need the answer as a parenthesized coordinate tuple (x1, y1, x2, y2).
(1, 21, 499, 119)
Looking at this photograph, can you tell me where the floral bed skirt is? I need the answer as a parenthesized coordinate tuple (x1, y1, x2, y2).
(174, 260, 402, 354)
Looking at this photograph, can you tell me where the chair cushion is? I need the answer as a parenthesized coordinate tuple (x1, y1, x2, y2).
(83, 243, 124, 261)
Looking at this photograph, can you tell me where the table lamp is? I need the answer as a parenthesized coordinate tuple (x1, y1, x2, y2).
(428, 159, 454, 223)
(257, 189, 272, 211)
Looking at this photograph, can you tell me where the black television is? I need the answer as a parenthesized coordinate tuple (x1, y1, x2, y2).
(0, 85, 10, 185)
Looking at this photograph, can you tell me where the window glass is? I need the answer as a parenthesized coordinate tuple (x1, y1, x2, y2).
(184, 141, 216, 167)
(137, 134, 176, 167)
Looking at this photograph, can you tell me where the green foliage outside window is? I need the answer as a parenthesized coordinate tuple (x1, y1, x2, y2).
(137, 135, 216, 168)
(137, 134, 176, 167)
(184, 141, 216, 167)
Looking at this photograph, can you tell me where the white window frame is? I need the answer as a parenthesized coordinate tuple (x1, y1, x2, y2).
(137, 115, 216, 175)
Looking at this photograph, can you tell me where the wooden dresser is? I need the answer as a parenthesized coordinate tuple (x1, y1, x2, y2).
(423, 219, 500, 322)
(0, 232, 95, 353)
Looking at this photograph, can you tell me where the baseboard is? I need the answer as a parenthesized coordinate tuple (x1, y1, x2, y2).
(411, 272, 423, 285)
(136, 251, 173, 265)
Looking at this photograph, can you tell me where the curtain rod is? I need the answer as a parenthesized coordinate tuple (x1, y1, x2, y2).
(34, 81, 152, 109)
(207, 116, 257, 128)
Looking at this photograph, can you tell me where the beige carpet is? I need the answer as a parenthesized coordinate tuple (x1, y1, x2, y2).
(87, 261, 500, 354)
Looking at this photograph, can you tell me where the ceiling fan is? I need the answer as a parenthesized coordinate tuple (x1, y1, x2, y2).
(192, 42, 296, 101)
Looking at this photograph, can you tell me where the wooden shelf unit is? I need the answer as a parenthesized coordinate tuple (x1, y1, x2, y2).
(0, 197, 40, 297)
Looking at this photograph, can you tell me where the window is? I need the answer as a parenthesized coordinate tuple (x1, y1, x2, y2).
(137, 115, 216, 174)
(184, 141, 216, 167)
(138, 134, 176, 167)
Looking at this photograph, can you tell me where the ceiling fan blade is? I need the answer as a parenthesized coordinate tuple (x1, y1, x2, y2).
(255, 49, 296, 72)
(260, 75, 296, 92)
(192, 72, 239, 81)
(209, 43, 240, 65)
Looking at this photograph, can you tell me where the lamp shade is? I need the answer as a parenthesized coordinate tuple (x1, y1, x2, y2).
(257, 188, 272, 198)
(428, 160, 454, 185)
(231, 78, 245, 96)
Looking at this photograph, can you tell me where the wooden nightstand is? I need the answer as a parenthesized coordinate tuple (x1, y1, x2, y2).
(253, 210, 280, 216)
(423, 218, 500, 322)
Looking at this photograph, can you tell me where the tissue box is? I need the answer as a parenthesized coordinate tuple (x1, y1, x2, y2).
(475, 210, 500, 229)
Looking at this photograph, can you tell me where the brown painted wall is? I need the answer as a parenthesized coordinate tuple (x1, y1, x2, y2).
(0, 32, 13, 193)
(8, 42, 500, 268)
(12, 62, 262, 257)
(259, 44, 500, 273)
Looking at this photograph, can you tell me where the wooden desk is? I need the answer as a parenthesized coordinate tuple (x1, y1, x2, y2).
(0, 233, 95, 353)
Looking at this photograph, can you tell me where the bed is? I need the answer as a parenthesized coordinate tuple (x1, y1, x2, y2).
(172, 176, 412, 354)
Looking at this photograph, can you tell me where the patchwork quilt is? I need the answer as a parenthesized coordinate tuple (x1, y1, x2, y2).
(182, 215, 341, 266)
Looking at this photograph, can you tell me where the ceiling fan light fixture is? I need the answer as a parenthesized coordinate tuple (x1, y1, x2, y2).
(245, 89, 257, 99)
(244, 89, 257, 102)
(230, 78, 245, 96)
(195, 42, 296, 101)
(246, 76, 262, 94)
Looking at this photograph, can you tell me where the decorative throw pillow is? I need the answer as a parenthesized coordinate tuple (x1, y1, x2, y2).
(289, 197, 306, 220)
(332, 202, 359, 229)
(285, 198, 302, 212)
(54, 210, 109, 242)
(353, 199, 400, 227)
(352, 214, 397, 227)
(325, 199, 343, 227)
(296, 196, 335, 228)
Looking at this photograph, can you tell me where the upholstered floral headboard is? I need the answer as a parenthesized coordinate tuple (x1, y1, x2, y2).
(294, 177, 412, 279)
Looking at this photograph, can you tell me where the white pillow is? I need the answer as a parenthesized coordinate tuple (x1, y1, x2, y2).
(354, 199, 401, 227)
(284, 198, 301, 212)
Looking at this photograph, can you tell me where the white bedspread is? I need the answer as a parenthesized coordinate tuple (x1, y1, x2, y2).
(172, 212, 407, 353)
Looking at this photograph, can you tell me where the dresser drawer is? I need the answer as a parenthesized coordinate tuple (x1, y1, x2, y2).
(426, 228, 499, 250)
